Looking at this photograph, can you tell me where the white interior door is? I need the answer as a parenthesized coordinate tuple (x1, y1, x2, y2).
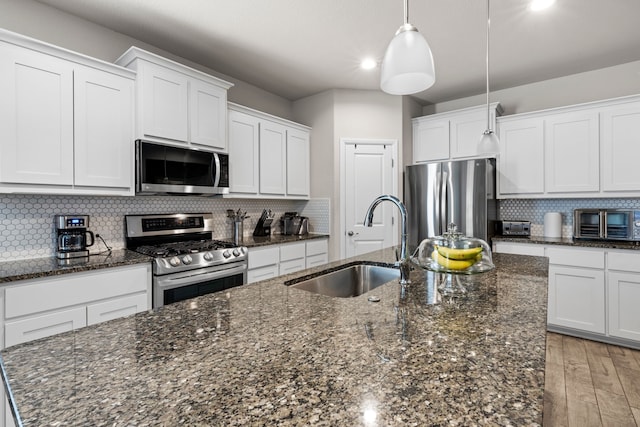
(343, 140, 396, 258)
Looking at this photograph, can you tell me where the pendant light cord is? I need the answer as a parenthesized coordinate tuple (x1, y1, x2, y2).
(485, 0, 491, 130)
(404, 0, 409, 25)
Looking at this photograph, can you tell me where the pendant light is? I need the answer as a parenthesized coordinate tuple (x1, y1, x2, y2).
(478, 0, 500, 155)
(380, 0, 435, 95)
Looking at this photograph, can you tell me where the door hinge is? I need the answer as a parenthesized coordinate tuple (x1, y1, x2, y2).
(391, 158, 394, 168)
(392, 216, 395, 225)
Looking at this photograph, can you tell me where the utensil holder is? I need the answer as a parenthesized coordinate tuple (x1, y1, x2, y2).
(233, 220, 243, 243)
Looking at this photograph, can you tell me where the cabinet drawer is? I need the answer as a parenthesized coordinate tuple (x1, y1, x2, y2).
(5, 307, 86, 348)
(5, 264, 149, 319)
(306, 239, 328, 257)
(280, 242, 306, 262)
(279, 258, 306, 276)
(247, 265, 279, 283)
(306, 253, 328, 269)
(493, 242, 545, 256)
(87, 293, 148, 326)
(607, 250, 640, 273)
(248, 246, 279, 269)
(546, 247, 604, 269)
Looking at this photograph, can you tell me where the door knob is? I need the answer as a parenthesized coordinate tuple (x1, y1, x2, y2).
(347, 231, 359, 236)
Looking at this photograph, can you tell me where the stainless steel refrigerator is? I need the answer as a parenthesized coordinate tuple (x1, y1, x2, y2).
(404, 158, 497, 248)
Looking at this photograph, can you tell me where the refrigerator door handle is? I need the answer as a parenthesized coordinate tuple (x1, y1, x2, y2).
(435, 169, 442, 236)
(440, 169, 449, 234)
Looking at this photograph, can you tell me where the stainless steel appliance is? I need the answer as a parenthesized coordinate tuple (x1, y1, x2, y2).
(573, 209, 640, 241)
(136, 140, 229, 195)
(125, 213, 247, 308)
(496, 220, 531, 237)
(405, 158, 497, 248)
(281, 212, 309, 235)
(55, 215, 95, 259)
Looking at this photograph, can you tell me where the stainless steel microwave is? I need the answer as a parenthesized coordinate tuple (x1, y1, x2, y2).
(573, 209, 640, 241)
(136, 140, 229, 195)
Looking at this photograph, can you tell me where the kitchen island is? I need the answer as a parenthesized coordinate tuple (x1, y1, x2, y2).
(1, 249, 548, 426)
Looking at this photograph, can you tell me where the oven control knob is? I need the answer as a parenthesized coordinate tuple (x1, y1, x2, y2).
(182, 255, 193, 265)
(203, 251, 214, 261)
(223, 250, 231, 258)
(169, 256, 181, 267)
(232, 248, 241, 257)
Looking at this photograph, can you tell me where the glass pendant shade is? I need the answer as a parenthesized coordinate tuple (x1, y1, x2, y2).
(478, 129, 500, 155)
(380, 26, 436, 95)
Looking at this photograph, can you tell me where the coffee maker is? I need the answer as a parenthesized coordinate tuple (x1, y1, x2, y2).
(55, 215, 95, 259)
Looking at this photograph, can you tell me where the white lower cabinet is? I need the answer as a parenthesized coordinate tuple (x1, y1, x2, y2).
(607, 250, 640, 341)
(247, 238, 329, 284)
(2, 263, 151, 348)
(547, 247, 606, 334)
(0, 262, 151, 427)
(494, 242, 640, 347)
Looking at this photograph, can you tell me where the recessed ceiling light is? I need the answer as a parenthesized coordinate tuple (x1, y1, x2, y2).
(529, 0, 556, 11)
(360, 58, 377, 70)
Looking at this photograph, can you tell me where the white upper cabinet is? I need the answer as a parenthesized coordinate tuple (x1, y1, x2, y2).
(498, 116, 544, 195)
(497, 94, 640, 199)
(228, 110, 260, 194)
(227, 103, 310, 199)
(0, 29, 135, 195)
(412, 103, 502, 163)
(286, 128, 311, 197)
(413, 118, 449, 162)
(74, 66, 134, 189)
(544, 110, 599, 194)
(116, 47, 233, 152)
(600, 100, 640, 192)
(139, 61, 189, 143)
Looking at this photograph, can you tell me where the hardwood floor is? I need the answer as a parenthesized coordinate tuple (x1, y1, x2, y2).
(544, 332, 640, 426)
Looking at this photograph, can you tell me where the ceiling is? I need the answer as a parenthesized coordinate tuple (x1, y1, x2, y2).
(35, 0, 640, 105)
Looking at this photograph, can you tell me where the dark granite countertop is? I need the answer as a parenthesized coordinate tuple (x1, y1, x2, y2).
(0, 249, 152, 284)
(239, 233, 330, 248)
(1, 249, 548, 426)
(493, 235, 640, 250)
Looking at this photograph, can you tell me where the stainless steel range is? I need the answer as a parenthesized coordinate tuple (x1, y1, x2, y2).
(125, 213, 247, 308)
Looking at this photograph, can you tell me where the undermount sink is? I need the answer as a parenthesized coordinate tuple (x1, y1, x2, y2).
(285, 262, 399, 298)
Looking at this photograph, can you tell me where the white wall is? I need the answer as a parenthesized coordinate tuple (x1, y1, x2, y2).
(424, 60, 640, 117)
(293, 89, 403, 260)
(0, 0, 294, 119)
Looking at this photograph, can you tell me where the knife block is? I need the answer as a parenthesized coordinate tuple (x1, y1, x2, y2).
(253, 216, 272, 236)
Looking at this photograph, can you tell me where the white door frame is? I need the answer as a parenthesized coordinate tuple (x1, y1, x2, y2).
(339, 138, 398, 260)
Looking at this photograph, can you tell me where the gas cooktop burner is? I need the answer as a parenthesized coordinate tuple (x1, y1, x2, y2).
(135, 240, 237, 258)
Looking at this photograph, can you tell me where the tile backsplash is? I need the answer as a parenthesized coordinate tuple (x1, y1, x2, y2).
(499, 198, 640, 237)
(0, 195, 330, 261)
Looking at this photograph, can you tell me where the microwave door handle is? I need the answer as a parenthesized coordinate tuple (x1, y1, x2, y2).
(212, 153, 221, 187)
(600, 211, 606, 239)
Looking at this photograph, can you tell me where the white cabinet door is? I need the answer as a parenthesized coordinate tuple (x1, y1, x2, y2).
(259, 120, 286, 195)
(547, 265, 606, 334)
(189, 78, 227, 151)
(228, 110, 260, 194)
(0, 43, 74, 185)
(4, 307, 86, 348)
(286, 128, 310, 197)
(139, 61, 189, 143)
(412, 118, 449, 163)
(545, 110, 599, 194)
(498, 117, 544, 196)
(608, 271, 640, 341)
(73, 66, 134, 190)
(450, 110, 487, 159)
(601, 101, 640, 192)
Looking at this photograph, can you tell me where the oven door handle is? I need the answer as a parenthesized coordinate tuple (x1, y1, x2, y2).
(156, 263, 247, 289)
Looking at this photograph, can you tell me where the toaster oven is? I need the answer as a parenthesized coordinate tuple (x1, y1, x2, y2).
(573, 209, 640, 241)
